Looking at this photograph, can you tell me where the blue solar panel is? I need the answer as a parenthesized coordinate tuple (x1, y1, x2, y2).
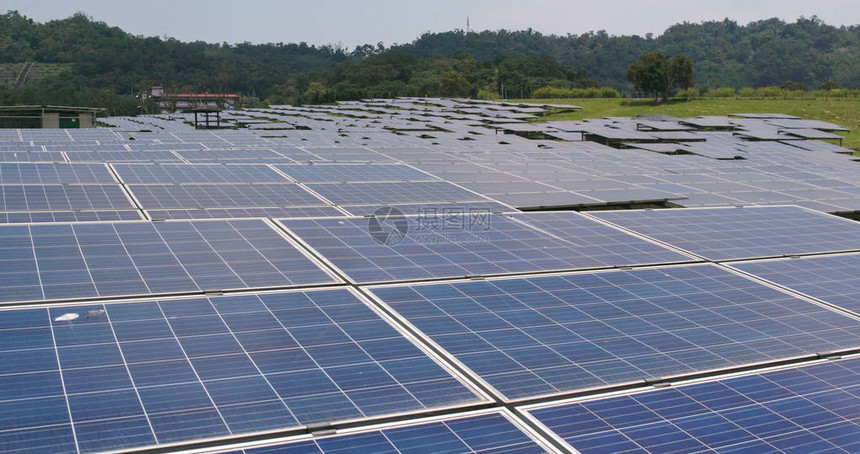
(146, 206, 344, 220)
(0, 219, 338, 304)
(732, 253, 860, 315)
(228, 411, 548, 453)
(0, 289, 484, 453)
(113, 164, 288, 184)
(368, 264, 860, 400)
(340, 201, 514, 217)
(127, 184, 326, 209)
(0, 185, 135, 211)
(65, 151, 183, 163)
(526, 356, 860, 453)
(176, 149, 295, 163)
(305, 181, 488, 206)
(0, 163, 116, 184)
(280, 213, 689, 284)
(275, 164, 436, 183)
(592, 206, 860, 261)
(0, 151, 67, 162)
(0, 210, 144, 223)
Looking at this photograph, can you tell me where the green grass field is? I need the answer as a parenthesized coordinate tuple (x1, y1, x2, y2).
(519, 97, 859, 150)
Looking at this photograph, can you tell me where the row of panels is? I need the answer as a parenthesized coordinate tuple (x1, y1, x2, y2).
(3, 206, 859, 305)
(2, 261, 859, 452)
(187, 355, 860, 453)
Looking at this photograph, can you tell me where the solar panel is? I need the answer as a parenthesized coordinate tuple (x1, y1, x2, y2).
(731, 253, 860, 316)
(176, 149, 295, 163)
(592, 206, 860, 261)
(340, 201, 514, 217)
(126, 184, 326, 209)
(0, 185, 135, 211)
(0, 163, 116, 184)
(0, 210, 144, 223)
(275, 164, 436, 182)
(280, 213, 689, 284)
(525, 356, 860, 453)
(65, 151, 183, 163)
(0, 151, 67, 163)
(217, 410, 551, 453)
(368, 264, 860, 400)
(146, 206, 344, 220)
(0, 288, 485, 453)
(0, 219, 338, 304)
(305, 181, 488, 206)
(112, 164, 288, 184)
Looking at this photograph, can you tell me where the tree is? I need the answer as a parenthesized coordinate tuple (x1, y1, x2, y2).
(627, 53, 694, 101)
(440, 70, 469, 97)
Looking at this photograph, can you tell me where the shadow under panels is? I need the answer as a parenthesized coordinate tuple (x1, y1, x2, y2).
(0, 219, 339, 305)
(0, 287, 487, 453)
(279, 211, 696, 285)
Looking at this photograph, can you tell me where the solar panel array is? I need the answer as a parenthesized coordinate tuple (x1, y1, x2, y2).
(0, 98, 858, 453)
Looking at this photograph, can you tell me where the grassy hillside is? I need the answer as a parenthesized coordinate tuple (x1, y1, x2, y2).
(523, 97, 860, 150)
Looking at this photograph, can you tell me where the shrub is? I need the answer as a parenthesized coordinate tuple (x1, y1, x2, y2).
(679, 88, 698, 100)
(712, 87, 736, 97)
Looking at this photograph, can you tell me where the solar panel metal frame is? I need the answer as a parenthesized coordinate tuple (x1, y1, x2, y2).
(194, 408, 560, 453)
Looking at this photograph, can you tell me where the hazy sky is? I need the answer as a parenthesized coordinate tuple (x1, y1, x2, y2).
(2, 0, 858, 48)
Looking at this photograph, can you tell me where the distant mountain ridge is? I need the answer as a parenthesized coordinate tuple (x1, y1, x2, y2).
(394, 17, 860, 89)
(1, 11, 857, 112)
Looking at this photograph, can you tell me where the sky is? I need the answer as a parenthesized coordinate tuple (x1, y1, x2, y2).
(2, 0, 858, 49)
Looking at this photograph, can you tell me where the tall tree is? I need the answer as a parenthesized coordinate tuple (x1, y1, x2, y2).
(627, 53, 694, 101)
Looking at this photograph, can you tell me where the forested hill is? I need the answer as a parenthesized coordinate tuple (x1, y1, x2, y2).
(1, 10, 858, 113)
(396, 18, 860, 89)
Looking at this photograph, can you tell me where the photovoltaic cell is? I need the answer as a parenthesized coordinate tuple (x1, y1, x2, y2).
(127, 184, 326, 209)
(112, 164, 288, 184)
(305, 181, 488, 206)
(511, 212, 695, 264)
(146, 206, 344, 220)
(0, 210, 144, 224)
(592, 206, 860, 261)
(225, 411, 547, 453)
(0, 163, 116, 184)
(526, 357, 860, 453)
(340, 201, 514, 217)
(0, 289, 483, 453)
(0, 185, 135, 211)
(280, 213, 688, 284)
(368, 264, 860, 400)
(731, 253, 860, 315)
(0, 219, 338, 304)
(275, 164, 436, 183)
